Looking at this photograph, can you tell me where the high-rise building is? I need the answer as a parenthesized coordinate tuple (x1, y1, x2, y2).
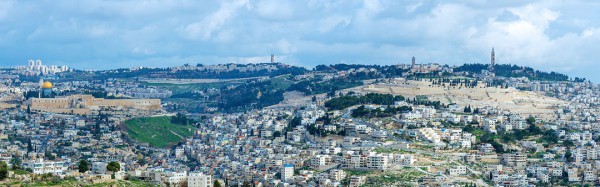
(281, 164, 294, 183)
(22, 59, 70, 75)
(412, 57, 416, 66)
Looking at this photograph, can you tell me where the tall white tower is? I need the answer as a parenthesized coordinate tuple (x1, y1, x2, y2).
(38, 79, 43, 98)
(491, 48, 495, 66)
(490, 48, 495, 71)
(412, 57, 416, 66)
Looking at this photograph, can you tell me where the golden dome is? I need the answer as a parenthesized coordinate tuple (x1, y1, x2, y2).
(41, 81, 53, 89)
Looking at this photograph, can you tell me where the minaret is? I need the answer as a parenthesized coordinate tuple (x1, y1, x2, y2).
(271, 54, 275, 63)
(412, 57, 416, 66)
(38, 79, 43, 98)
(490, 48, 495, 71)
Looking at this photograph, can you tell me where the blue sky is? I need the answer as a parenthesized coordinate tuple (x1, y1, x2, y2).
(1, 0, 600, 81)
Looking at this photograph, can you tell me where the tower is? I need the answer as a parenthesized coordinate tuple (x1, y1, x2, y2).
(490, 48, 495, 71)
(412, 57, 416, 66)
(38, 79, 43, 98)
(271, 54, 275, 63)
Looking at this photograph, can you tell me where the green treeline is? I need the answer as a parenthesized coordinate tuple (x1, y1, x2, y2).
(454, 64, 570, 81)
(351, 105, 413, 118)
(218, 80, 285, 112)
(287, 78, 363, 95)
(325, 93, 405, 110)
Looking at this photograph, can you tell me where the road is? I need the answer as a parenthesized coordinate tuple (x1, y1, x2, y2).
(38, 135, 52, 153)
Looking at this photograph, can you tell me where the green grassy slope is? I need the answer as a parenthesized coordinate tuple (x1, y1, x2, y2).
(123, 116, 194, 148)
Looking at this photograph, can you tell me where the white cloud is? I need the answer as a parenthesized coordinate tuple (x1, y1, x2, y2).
(464, 3, 597, 72)
(2, 0, 600, 81)
(275, 39, 298, 54)
(0, 1, 13, 21)
(86, 25, 114, 37)
(356, 0, 383, 20)
(405, 2, 422, 13)
(184, 0, 249, 40)
(318, 15, 351, 33)
(254, 0, 295, 20)
(507, 4, 558, 30)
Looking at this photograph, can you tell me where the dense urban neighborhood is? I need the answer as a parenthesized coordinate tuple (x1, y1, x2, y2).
(0, 52, 599, 187)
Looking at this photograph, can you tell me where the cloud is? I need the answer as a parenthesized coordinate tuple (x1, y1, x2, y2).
(184, 0, 250, 40)
(0, 0, 14, 21)
(356, 0, 383, 20)
(254, 0, 295, 20)
(1, 0, 600, 82)
(463, 2, 600, 77)
(318, 15, 351, 33)
(405, 2, 423, 13)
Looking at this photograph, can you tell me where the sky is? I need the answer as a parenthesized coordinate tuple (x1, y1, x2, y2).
(0, 0, 600, 81)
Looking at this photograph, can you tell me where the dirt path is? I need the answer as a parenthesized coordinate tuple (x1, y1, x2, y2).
(170, 129, 185, 139)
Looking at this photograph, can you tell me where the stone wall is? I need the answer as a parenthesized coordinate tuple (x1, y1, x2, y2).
(29, 94, 161, 115)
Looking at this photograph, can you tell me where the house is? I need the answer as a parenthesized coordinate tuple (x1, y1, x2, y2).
(448, 166, 467, 176)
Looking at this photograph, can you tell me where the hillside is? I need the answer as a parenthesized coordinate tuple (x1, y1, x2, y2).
(348, 78, 567, 121)
(123, 116, 194, 148)
(54, 62, 588, 114)
(93, 63, 308, 80)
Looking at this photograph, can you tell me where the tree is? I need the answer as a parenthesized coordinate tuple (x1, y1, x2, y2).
(526, 116, 536, 125)
(214, 180, 222, 187)
(171, 113, 190, 125)
(78, 160, 90, 173)
(327, 90, 336, 98)
(45, 151, 56, 160)
(93, 121, 101, 137)
(0, 161, 7, 180)
(27, 138, 33, 153)
(289, 116, 301, 129)
(463, 105, 472, 113)
(563, 140, 575, 147)
(565, 150, 572, 162)
(137, 158, 147, 166)
(243, 181, 251, 187)
(179, 181, 189, 187)
(106, 161, 120, 172)
(10, 158, 21, 170)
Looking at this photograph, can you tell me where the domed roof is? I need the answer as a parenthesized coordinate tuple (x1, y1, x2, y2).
(41, 81, 53, 89)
